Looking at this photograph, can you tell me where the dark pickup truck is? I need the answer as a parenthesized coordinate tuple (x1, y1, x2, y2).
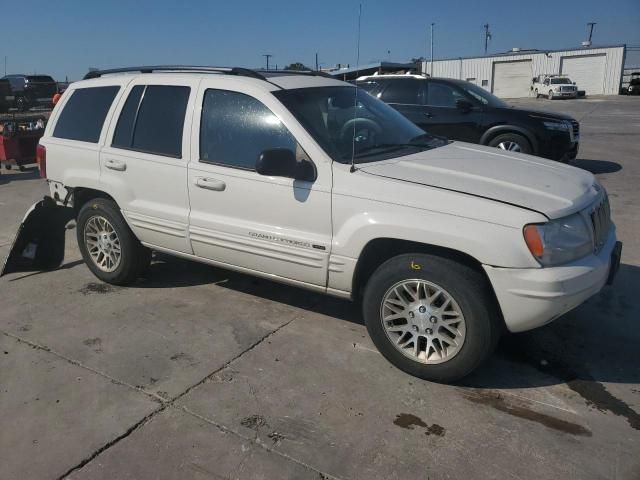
(1, 74, 57, 112)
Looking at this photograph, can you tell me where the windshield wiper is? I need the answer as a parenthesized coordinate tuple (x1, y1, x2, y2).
(353, 141, 437, 159)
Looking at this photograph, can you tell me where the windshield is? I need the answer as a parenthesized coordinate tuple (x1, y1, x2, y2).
(456, 82, 508, 108)
(550, 78, 571, 84)
(274, 86, 446, 164)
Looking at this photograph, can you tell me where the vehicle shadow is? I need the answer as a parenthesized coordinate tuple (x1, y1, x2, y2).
(462, 262, 640, 389)
(0, 167, 40, 185)
(134, 252, 363, 322)
(572, 158, 622, 174)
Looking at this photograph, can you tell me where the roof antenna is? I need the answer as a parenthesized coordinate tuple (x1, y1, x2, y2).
(350, 3, 362, 173)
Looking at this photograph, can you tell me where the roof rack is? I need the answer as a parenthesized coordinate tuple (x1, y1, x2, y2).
(255, 69, 334, 79)
(83, 65, 267, 81)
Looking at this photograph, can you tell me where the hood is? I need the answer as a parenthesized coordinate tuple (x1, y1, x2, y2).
(498, 106, 575, 122)
(359, 142, 598, 219)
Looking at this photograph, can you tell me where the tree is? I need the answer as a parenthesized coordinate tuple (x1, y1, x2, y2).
(285, 62, 310, 71)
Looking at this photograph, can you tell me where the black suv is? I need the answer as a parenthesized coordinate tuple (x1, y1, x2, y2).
(358, 75, 579, 162)
(1, 74, 57, 112)
(0, 79, 10, 113)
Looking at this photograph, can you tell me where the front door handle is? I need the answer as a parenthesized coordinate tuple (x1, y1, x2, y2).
(195, 177, 226, 192)
(104, 158, 127, 171)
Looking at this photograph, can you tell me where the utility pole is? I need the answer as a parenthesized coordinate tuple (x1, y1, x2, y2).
(315, 52, 319, 71)
(483, 24, 492, 55)
(3, 56, 6, 76)
(587, 22, 596, 43)
(430, 23, 435, 76)
(262, 54, 273, 70)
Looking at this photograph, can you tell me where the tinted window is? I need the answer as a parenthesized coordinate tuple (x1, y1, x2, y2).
(112, 85, 190, 158)
(200, 90, 297, 170)
(27, 75, 55, 83)
(380, 79, 423, 104)
(358, 80, 384, 97)
(53, 86, 119, 143)
(426, 82, 464, 107)
(112, 85, 144, 148)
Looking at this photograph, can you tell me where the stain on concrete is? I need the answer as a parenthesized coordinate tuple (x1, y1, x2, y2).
(82, 338, 102, 347)
(240, 414, 267, 430)
(393, 413, 428, 430)
(18, 325, 32, 332)
(79, 282, 116, 295)
(465, 391, 592, 437)
(425, 424, 446, 437)
(393, 413, 445, 437)
(268, 431, 286, 444)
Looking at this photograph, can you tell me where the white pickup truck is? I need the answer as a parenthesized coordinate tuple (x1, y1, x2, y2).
(1, 66, 621, 383)
(533, 75, 578, 99)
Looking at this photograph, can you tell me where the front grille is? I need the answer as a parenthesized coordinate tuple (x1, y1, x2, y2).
(590, 195, 611, 253)
(570, 120, 579, 139)
(560, 86, 577, 92)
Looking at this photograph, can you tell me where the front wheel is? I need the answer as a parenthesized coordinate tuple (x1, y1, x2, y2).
(487, 132, 532, 155)
(76, 198, 151, 285)
(534, 88, 539, 98)
(362, 254, 502, 383)
(548, 90, 554, 100)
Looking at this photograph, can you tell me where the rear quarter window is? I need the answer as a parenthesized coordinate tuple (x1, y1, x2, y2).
(53, 86, 120, 143)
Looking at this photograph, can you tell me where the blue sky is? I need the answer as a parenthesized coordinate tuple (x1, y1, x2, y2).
(3, 0, 639, 80)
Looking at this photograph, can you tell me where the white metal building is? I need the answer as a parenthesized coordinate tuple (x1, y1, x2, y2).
(422, 45, 626, 98)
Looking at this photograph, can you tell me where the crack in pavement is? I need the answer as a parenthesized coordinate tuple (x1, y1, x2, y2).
(42, 316, 299, 480)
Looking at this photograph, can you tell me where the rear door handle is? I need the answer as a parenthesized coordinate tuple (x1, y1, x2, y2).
(104, 158, 127, 171)
(195, 177, 226, 192)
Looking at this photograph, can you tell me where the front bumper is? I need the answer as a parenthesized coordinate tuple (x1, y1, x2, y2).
(483, 227, 619, 333)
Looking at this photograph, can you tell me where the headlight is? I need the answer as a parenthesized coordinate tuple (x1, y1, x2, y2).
(542, 120, 570, 131)
(523, 213, 593, 266)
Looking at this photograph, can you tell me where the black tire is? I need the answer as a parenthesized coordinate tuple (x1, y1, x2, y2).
(548, 90, 554, 100)
(487, 132, 533, 155)
(362, 254, 502, 383)
(76, 198, 151, 285)
(534, 89, 539, 99)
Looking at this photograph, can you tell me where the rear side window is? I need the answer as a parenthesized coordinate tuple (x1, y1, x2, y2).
(380, 79, 424, 104)
(53, 86, 120, 143)
(200, 89, 296, 170)
(112, 85, 190, 158)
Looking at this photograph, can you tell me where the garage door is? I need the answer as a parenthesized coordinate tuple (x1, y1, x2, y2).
(492, 60, 532, 98)
(560, 54, 606, 95)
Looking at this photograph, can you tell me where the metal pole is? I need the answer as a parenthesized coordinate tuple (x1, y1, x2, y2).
(315, 52, 319, 71)
(262, 54, 272, 70)
(587, 22, 596, 43)
(430, 23, 434, 76)
(3, 56, 6, 76)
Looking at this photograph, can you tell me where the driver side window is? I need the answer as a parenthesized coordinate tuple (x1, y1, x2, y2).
(200, 90, 297, 170)
(426, 83, 464, 108)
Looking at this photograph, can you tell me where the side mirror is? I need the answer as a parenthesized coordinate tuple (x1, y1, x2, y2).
(256, 148, 316, 182)
(573, 82, 576, 85)
(456, 99, 473, 113)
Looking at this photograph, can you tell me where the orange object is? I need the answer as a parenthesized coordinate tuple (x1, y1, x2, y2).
(523, 225, 544, 257)
(52, 92, 62, 105)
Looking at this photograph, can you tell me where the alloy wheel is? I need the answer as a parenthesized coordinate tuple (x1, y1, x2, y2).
(84, 215, 122, 272)
(497, 141, 522, 152)
(380, 279, 466, 364)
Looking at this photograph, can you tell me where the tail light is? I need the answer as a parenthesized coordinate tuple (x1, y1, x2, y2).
(36, 144, 47, 178)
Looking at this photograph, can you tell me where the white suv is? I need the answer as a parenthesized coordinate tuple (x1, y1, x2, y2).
(6, 66, 622, 382)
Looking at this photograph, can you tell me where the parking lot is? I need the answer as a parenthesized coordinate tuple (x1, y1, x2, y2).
(1, 95, 639, 479)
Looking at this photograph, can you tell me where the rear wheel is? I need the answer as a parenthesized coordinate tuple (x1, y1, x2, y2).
(487, 132, 532, 155)
(76, 198, 151, 285)
(362, 254, 502, 383)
